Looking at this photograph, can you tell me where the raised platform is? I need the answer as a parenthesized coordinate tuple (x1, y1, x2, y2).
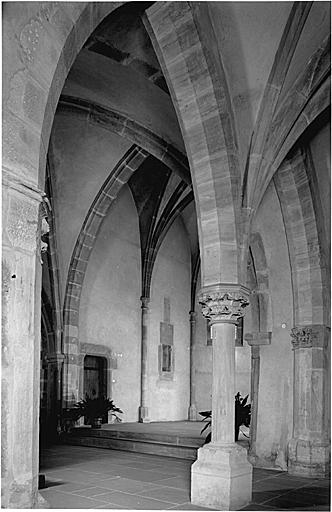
(63, 421, 249, 460)
(64, 421, 204, 460)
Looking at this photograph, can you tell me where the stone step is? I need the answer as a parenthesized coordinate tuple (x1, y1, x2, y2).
(63, 427, 203, 460)
(71, 426, 202, 446)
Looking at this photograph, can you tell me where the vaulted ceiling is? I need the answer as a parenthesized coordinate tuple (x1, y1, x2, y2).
(50, 0, 330, 294)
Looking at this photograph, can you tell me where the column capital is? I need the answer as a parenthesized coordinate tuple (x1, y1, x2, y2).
(140, 296, 150, 309)
(189, 310, 197, 322)
(290, 324, 328, 350)
(199, 284, 250, 325)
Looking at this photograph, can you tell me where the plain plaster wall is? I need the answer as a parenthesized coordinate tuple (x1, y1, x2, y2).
(50, 113, 132, 303)
(206, 1, 291, 168)
(79, 184, 141, 422)
(252, 180, 294, 470)
(148, 217, 191, 421)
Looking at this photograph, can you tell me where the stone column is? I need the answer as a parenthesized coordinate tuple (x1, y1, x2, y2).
(46, 353, 65, 438)
(188, 310, 197, 420)
(245, 332, 271, 462)
(139, 296, 150, 422)
(2, 171, 46, 508)
(288, 325, 330, 478)
(191, 284, 253, 510)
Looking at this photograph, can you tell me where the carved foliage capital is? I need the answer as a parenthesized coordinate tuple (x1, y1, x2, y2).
(40, 200, 50, 255)
(291, 327, 314, 349)
(140, 296, 150, 310)
(199, 284, 250, 325)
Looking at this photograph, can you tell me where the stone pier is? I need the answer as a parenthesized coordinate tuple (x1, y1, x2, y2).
(288, 325, 330, 478)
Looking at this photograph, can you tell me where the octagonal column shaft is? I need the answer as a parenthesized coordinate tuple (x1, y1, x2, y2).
(211, 321, 236, 443)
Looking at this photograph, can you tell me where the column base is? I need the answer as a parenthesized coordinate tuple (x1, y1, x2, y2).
(288, 438, 330, 478)
(188, 404, 197, 421)
(36, 492, 51, 508)
(191, 442, 252, 510)
(138, 406, 150, 423)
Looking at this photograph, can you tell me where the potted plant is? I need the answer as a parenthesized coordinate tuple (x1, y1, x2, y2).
(234, 392, 251, 441)
(73, 394, 123, 428)
(199, 392, 251, 444)
(62, 407, 83, 433)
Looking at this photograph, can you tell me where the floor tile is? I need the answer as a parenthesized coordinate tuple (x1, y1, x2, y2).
(98, 490, 175, 509)
(40, 444, 330, 510)
(110, 466, 176, 482)
(251, 489, 287, 504)
(94, 503, 126, 509)
(115, 460, 166, 470)
(96, 477, 164, 493)
(240, 505, 280, 511)
(253, 478, 303, 492)
(262, 490, 329, 509)
(300, 485, 331, 496)
(291, 506, 330, 511)
(307, 480, 331, 488)
(167, 503, 217, 511)
(156, 476, 191, 490)
(39, 489, 110, 509)
(44, 469, 103, 484)
(44, 481, 95, 493)
(137, 485, 190, 504)
(71, 486, 117, 498)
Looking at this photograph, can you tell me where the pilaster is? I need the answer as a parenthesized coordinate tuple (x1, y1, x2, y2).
(188, 311, 197, 420)
(245, 332, 271, 462)
(139, 296, 150, 422)
(191, 284, 252, 510)
(288, 325, 330, 478)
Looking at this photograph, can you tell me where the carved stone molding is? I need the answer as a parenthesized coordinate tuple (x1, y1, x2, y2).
(291, 327, 313, 349)
(40, 200, 50, 255)
(199, 284, 250, 325)
(6, 193, 40, 252)
(140, 296, 150, 310)
(189, 311, 197, 323)
(290, 325, 328, 349)
(3, 167, 45, 202)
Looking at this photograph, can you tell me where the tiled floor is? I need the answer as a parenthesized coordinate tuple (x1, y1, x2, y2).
(40, 445, 330, 510)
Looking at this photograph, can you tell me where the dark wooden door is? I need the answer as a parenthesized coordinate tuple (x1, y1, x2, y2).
(83, 355, 107, 422)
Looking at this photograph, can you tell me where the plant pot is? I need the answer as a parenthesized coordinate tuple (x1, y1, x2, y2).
(91, 417, 103, 429)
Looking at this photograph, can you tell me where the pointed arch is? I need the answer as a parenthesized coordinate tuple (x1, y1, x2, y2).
(253, 35, 330, 212)
(62, 145, 147, 404)
(274, 146, 327, 326)
(144, 1, 242, 286)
